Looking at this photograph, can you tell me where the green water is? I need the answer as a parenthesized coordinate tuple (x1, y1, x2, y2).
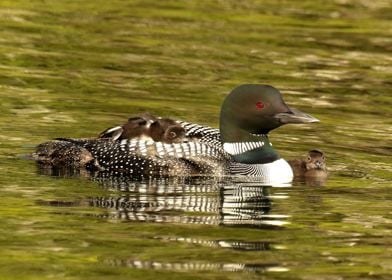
(0, 0, 391, 279)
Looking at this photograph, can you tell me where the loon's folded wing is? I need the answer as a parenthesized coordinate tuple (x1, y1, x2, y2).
(178, 121, 221, 147)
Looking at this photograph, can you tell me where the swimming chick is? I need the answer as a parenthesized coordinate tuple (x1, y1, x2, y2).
(288, 150, 328, 179)
(99, 114, 186, 143)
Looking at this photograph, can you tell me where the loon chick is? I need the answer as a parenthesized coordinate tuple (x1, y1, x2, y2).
(34, 84, 319, 182)
(288, 150, 328, 178)
(98, 113, 156, 141)
(99, 114, 186, 143)
(150, 118, 186, 143)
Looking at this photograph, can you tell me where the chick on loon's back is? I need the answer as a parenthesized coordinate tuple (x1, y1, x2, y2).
(99, 113, 186, 143)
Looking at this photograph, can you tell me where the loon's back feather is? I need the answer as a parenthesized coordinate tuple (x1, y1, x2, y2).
(47, 122, 230, 176)
(178, 121, 221, 147)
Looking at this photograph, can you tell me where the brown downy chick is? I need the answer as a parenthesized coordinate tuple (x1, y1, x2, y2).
(288, 150, 328, 178)
(149, 118, 186, 143)
(99, 114, 186, 144)
(98, 113, 157, 141)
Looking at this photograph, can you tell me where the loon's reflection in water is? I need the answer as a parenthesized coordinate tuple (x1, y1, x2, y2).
(101, 257, 288, 273)
(36, 167, 291, 272)
(37, 170, 290, 229)
(151, 236, 278, 251)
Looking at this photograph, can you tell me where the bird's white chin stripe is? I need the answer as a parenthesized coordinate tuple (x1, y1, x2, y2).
(223, 142, 265, 155)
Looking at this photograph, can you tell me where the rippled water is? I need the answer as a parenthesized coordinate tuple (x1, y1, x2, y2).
(0, 0, 391, 279)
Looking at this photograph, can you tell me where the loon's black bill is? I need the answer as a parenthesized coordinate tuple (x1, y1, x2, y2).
(274, 108, 319, 124)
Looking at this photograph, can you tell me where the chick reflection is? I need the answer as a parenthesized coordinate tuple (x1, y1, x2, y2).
(37, 176, 289, 229)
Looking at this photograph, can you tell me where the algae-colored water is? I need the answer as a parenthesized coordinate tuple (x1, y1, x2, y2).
(0, 0, 391, 279)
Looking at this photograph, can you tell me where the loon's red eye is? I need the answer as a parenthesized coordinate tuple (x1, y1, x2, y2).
(256, 101, 264, 109)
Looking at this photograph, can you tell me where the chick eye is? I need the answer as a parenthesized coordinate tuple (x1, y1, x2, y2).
(169, 131, 176, 138)
(256, 101, 265, 109)
(307, 156, 311, 161)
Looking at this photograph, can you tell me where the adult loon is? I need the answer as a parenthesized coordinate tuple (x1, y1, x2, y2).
(33, 84, 319, 183)
(99, 113, 186, 143)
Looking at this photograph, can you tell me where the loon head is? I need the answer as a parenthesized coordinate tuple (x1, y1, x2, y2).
(220, 84, 318, 142)
(219, 84, 319, 165)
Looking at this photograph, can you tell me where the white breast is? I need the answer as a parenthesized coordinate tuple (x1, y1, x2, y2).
(229, 158, 293, 184)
